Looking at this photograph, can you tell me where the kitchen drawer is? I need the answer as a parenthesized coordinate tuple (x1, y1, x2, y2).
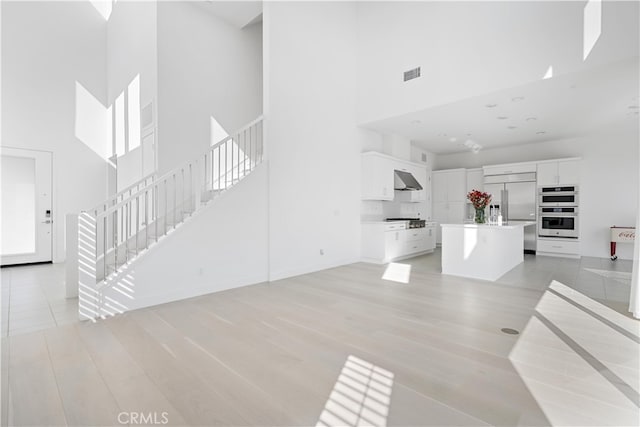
(403, 239, 429, 254)
(385, 223, 406, 231)
(537, 238, 580, 255)
(405, 228, 427, 241)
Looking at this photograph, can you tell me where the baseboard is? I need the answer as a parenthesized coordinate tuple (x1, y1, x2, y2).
(536, 251, 581, 259)
(1, 260, 53, 268)
(269, 256, 361, 282)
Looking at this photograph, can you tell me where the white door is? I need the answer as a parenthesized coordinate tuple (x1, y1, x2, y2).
(1, 147, 53, 265)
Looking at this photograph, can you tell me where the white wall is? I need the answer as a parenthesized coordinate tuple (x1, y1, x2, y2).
(108, 1, 157, 114)
(356, 1, 640, 124)
(107, 1, 158, 190)
(264, 1, 361, 280)
(381, 133, 411, 161)
(157, 1, 263, 175)
(434, 123, 639, 260)
(1, 1, 109, 262)
(96, 164, 269, 313)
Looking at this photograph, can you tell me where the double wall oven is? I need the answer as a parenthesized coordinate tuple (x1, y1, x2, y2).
(538, 186, 579, 238)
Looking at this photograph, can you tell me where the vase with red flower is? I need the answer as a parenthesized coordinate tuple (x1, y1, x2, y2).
(466, 189, 492, 224)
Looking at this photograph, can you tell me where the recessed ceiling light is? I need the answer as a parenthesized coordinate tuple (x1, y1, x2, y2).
(485, 103, 498, 108)
(512, 96, 525, 102)
(526, 117, 537, 121)
(449, 137, 457, 142)
(536, 131, 546, 135)
(497, 116, 508, 120)
(507, 126, 517, 130)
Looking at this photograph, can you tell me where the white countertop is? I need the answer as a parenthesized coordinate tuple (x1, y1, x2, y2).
(441, 221, 536, 229)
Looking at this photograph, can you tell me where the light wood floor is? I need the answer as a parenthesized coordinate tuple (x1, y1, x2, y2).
(1, 252, 638, 426)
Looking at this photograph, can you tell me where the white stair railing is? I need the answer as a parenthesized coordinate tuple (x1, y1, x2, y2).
(78, 116, 264, 319)
(87, 173, 156, 218)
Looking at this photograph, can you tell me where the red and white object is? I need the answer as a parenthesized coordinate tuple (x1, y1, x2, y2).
(610, 226, 635, 260)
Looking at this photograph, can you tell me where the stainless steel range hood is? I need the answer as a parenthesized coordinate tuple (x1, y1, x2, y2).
(394, 170, 423, 191)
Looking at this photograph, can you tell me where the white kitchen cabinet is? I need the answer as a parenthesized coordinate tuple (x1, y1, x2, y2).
(433, 201, 465, 244)
(385, 229, 403, 260)
(402, 228, 427, 254)
(362, 152, 429, 203)
(432, 169, 467, 244)
(361, 152, 394, 200)
(433, 169, 466, 202)
(537, 238, 580, 258)
(425, 224, 436, 250)
(537, 159, 581, 186)
(483, 162, 536, 176)
(558, 160, 580, 184)
(432, 172, 448, 203)
(466, 168, 484, 194)
(536, 162, 557, 186)
(447, 170, 467, 202)
(361, 222, 435, 264)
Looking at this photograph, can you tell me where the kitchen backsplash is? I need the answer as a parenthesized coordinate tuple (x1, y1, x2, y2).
(361, 199, 425, 221)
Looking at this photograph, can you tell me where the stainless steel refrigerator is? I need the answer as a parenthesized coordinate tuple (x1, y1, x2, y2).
(484, 172, 537, 253)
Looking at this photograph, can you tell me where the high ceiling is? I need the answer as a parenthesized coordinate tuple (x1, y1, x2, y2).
(362, 57, 640, 154)
(196, 1, 262, 28)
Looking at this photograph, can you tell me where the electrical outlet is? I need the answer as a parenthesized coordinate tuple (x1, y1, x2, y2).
(319, 249, 324, 255)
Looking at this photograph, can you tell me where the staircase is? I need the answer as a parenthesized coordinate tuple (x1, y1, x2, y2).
(78, 116, 264, 320)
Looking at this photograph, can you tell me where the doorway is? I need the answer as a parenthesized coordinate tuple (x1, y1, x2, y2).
(1, 147, 53, 266)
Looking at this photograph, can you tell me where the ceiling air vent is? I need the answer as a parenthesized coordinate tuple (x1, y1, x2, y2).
(404, 67, 421, 82)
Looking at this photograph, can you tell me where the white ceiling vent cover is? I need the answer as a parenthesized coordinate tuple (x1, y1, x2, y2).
(404, 67, 421, 82)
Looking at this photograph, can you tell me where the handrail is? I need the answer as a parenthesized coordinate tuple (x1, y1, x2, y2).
(84, 172, 156, 214)
(95, 163, 192, 219)
(90, 115, 265, 218)
(210, 115, 265, 150)
(94, 116, 264, 220)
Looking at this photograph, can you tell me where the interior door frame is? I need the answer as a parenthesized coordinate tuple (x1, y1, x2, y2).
(1, 146, 53, 266)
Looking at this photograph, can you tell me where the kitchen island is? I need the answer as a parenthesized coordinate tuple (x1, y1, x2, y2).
(440, 222, 536, 281)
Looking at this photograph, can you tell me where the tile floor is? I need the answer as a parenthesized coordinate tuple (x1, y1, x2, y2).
(0, 251, 638, 426)
(1, 263, 78, 337)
